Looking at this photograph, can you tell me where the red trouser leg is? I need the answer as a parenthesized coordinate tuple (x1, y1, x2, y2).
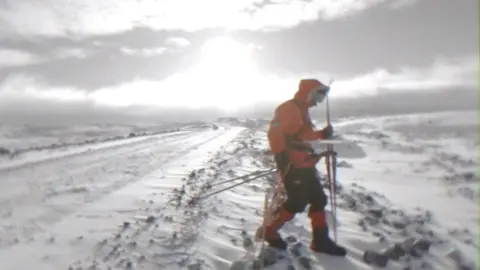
(308, 210, 327, 229)
(265, 205, 294, 238)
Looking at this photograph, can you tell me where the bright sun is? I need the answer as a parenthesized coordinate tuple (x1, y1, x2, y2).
(89, 37, 267, 110)
(188, 36, 261, 110)
(200, 37, 253, 72)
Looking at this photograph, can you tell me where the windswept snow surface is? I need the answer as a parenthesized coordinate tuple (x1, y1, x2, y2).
(0, 110, 477, 270)
(0, 122, 187, 160)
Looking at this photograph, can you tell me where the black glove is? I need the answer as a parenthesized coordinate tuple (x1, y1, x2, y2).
(321, 125, 334, 139)
(274, 151, 289, 175)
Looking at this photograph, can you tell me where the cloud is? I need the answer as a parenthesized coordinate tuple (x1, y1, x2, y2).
(0, 75, 223, 124)
(0, 48, 39, 67)
(165, 37, 191, 48)
(0, 28, 209, 90)
(0, 94, 223, 125)
(0, 0, 417, 37)
(390, 0, 419, 8)
(0, 41, 197, 90)
(53, 47, 92, 59)
(331, 55, 477, 96)
(0, 53, 475, 124)
(0, 51, 474, 117)
(120, 47, 167, 56)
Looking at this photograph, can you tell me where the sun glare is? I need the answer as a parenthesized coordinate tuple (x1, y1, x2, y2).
(89, 37, 272, 111)
(200, 37, 252, 67)
(189, 36, 262, 110)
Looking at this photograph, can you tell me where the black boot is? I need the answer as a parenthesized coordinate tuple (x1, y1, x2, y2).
(310, 227, 347, 256)
(265, 232, 288, 250)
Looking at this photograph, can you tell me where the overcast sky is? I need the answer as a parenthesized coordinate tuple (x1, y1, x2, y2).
(0, 0, 477, 123)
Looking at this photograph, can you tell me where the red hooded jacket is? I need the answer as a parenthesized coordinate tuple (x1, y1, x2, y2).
(267, 79, 326, 169)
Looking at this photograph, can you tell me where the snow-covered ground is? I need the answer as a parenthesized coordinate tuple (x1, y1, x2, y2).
(0, 122, 187, 157)
(0, 110, 477, 270)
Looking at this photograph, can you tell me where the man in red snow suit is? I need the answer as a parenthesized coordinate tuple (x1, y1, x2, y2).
(266, 78, 346, 256)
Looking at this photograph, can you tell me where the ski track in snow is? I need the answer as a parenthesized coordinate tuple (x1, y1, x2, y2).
(0, 110, 477, 270)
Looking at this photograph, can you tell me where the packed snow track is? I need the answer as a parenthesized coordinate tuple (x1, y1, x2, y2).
(0, 127, 245, 270)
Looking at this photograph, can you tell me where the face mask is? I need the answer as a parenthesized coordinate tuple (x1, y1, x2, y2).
(308, 85, 330, 106)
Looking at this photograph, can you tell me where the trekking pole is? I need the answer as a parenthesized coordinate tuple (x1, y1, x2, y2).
(323, 146, 336, 241)
(208, 168, 275, 188)
(328, 144, 338, 241)
(325, 78, 338, 241)
(191, 170, 276, 203)
(331, 146, 338, 241)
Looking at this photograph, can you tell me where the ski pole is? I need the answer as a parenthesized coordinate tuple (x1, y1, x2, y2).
(191, 170, 275, 202)
(208, 168, 275, 188)
(330, 148, 338, 241)
(325, 78, 338, 241)
(324, 147, 336, 240)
